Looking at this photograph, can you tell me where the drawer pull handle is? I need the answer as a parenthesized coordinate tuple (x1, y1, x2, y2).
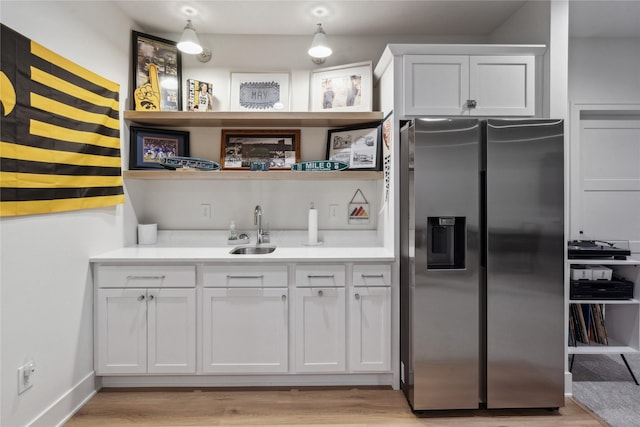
(355, 293, 360, 300)
(317, 290, 324, 297)
(227, 275, 264, 279)
(307, 274, 335, 279)
(127, 275, 166, 280)
(361, 274, 384, 279)
(138, 295, 145, 301)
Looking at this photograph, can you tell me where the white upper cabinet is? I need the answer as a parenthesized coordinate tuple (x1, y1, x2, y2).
(403, 54, 535, 117)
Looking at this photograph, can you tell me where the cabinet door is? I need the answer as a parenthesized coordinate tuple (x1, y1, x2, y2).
(97, 288, 147, 374)
(403, 55, 469, 116)
(147, 288, 196, 373)
(349, 287, 391, 372)
(469, 56, 535, 116)
(202, 288, 289, 373)
(295, 287, 346, 372)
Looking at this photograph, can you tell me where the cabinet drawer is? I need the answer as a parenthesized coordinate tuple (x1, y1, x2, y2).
(96, 265, 195, 288)
(353, 264, 391, 287)
(295, 264, 345, 287)
(203, 264, 287, 287)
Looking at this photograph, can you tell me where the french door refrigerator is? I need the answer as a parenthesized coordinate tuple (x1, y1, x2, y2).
(399, 118, 565, 411)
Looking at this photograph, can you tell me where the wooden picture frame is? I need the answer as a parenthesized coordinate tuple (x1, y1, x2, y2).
(129, 126, 189, 170)
(220, 129, 300, 170)
(229, 72, 290, 112)
(326, 122, 382, 171)
(309, 61, 373, 112)
(132, 30, 182, 111)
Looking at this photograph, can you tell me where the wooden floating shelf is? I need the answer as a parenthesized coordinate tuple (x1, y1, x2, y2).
(123, 170, 383, 181)
(123, 111, 384, 128)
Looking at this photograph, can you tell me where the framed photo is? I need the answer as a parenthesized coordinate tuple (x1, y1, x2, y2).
(326, 122, 382, 171)
(132, 31, 182, 111)
(310, 61, 372, 112)
(220, 129, 300, 170)
(229, 72, 290, 112)
(129, 126, 189, 170)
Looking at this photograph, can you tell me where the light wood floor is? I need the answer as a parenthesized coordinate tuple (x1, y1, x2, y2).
(65, 387, 607, 426)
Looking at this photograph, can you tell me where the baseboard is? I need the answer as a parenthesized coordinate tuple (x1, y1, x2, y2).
(564, 371, 573, 396)
(28, 371, 97, 427)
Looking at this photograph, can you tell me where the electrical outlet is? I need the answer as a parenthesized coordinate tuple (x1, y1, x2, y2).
(199, 203, 211, 219)
(18, 360, 35, 394)
(329, 204, 339, 221)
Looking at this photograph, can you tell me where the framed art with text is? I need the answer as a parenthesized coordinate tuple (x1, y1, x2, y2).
(326, 122, 382, 171)
(220, 129, 300, 170)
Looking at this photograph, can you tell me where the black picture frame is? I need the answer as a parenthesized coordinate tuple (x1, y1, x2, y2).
(326, 122, 382, 171)
(129, 126, 189, 170)
(131, 30, 182, 111)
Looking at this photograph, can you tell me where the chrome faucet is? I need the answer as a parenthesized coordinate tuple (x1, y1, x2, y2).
(254, 205, 269, 244)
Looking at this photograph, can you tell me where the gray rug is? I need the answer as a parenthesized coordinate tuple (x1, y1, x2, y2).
(571, 353, 640, 427)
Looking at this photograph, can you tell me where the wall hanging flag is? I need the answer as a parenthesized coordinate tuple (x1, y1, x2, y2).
(0, 24, 124, 217)
(348, 188, 370, 224)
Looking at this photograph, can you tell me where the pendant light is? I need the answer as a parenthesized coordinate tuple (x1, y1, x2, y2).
(177, 19, 203, 55)
(308, 23, 332, 64)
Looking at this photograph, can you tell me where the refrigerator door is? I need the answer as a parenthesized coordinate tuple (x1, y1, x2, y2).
(485, 119, 565, 409)
(407, 118, 481, 410)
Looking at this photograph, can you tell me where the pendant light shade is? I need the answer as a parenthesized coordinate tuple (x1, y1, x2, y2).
(177, 20, 203, 54)
(308, 23, 332, 64)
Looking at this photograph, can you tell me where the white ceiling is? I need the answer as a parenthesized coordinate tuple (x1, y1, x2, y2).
(112, 0, 640, 38)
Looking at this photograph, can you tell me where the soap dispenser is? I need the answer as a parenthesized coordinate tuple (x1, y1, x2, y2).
(228, 221, 238, 241)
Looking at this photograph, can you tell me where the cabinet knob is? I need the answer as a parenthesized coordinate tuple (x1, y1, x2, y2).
(281, 294, 287, 302)
(148, 294, 154, 301)
(355, 293, 360, 300)
(317, 290, 324, 297)
(138, 295, 145, 301)
(466, 99, 477, 109)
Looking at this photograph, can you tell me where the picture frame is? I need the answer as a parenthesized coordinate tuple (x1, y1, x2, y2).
(129, 126, 189, 170)
(131, 30, 182, 111)
(309, 61, 373, 112)
(229, 72, 290, 112)
(220, 129, 300, 170)
(326, 122, 382, 171)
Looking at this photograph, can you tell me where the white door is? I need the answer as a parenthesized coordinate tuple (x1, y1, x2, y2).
(349, 287, 391, 372)
(469, 56, 535, 116)
(403, 55, 469, 116)
(97, 288, 147, 374)
(147, 288, 196, 373)
(295, 287, 346, 373)
(202, 288, 289, 373)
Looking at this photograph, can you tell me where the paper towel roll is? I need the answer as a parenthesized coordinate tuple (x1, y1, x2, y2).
(308, 204, 318, 245)
(138, 223, 158, 245)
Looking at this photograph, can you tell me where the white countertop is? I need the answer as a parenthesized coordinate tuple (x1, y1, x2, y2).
(90, 230, 395, 263)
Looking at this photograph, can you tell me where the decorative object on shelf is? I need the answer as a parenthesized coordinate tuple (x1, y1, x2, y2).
(220, 129, 300, 170)
(159, 156, 220, 171)
(132, 31, 182, 111)
(568, 239, 631, 260)
(129, 126, 189, 170)
(177, 19, 203, 54)
(308, 23, 332, 64)
(327, 122, 382, 171)
(348, 189, 370, 225)
(292, 161, 348, 171)
(187, 79, 214, 111)
(310, 61, 372, 112)
(229, 72, 290, 112)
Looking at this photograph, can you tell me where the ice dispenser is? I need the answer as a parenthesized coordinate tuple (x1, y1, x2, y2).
(427, 217, 466, 269)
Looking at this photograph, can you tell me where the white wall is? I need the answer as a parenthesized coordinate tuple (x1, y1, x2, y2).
(0, 2, 133, 425)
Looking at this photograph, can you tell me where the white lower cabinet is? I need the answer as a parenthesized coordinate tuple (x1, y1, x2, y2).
(97, 287, 196, 375)
(201, 285, 289, 374)
(349, 286, 391, 372)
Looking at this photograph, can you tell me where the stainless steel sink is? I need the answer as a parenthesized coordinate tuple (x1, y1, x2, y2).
(230, 246, 276, 255)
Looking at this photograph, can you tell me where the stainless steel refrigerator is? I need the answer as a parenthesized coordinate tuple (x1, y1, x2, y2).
(399, 118, 565, 411)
